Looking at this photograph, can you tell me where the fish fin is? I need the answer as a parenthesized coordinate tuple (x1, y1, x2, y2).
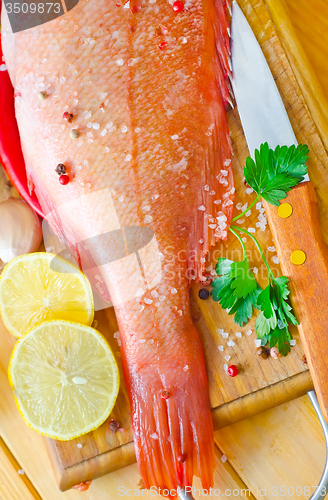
(190, 0, 234, 281)
(124, 332, 215, 491)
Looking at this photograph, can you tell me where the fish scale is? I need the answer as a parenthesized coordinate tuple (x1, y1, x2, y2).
(2, 0, 233, 490)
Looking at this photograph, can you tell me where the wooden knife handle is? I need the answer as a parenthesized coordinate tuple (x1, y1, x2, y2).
(263, 181, 328, 421)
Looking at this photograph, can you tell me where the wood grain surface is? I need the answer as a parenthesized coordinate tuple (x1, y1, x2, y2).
(1, 0, 328, 493)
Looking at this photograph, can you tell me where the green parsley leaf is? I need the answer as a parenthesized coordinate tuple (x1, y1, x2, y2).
(255, 276, 298, 356)
(244, 142, 309, 206)
(212, 258, 261, 327)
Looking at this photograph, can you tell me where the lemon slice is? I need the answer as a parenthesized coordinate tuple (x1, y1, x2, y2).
(8, 320, 120, 440)
(0, 252, 94, 337)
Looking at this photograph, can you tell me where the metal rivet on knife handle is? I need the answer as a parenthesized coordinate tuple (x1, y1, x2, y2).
(291, 250, 306, 265)
(278, 203, 293, 218)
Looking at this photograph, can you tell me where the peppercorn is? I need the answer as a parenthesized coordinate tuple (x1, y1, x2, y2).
(108, 419, 120, 432)
(38, 91, 47, 101)
(257, 346, 269, 359)
(55, 163, 67, 175)
(70, 129, 80, 139)
(177, 454, 186, 463)
(59, 174, 70, 185)
(201, 273, 213, 286)
(161, 390, 170, 400)
(227, 365, 238, 377)
(198, 288, 210, 300)
(270, 347, 279, 359)
(63, 112, 73, 123)
(172, 1, 185, 12)
(302, 354, 307, 364)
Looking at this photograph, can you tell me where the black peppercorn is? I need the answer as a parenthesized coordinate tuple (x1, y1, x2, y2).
(55, 163, 67, 175)
(108, 420, 120, 432)
(198, 288, 210, 300)
(257, 346, 269, 359)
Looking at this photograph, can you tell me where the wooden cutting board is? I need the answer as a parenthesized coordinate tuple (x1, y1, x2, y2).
(2, 0, 328, 491)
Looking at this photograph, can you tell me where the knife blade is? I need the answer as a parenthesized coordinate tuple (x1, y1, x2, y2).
(231, 1, 328, 420)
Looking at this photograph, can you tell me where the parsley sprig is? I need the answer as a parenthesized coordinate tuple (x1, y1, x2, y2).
(212, 143, 309, 355)
(255, 277, 298, 356)
(212, 256, 261, 327)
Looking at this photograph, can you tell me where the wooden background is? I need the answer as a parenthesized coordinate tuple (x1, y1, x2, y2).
(1, 0, 328, 498)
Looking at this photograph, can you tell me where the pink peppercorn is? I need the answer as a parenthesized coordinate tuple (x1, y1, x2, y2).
(172, 1, 184, 12)
(227, 365, 238, 377)
(161, 390, 170, 400)
(59, 174, 69, 185)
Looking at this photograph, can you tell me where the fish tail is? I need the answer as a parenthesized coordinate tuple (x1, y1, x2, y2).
(125, 345, 215, 491)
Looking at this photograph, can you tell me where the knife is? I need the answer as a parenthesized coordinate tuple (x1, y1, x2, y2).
(231, 1, 328, 421)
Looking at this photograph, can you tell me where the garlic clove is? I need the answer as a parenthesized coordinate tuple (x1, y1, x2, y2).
(0, 198, 42, 263)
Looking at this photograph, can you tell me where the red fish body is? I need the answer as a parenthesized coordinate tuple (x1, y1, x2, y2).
(1, 0, 233, 490)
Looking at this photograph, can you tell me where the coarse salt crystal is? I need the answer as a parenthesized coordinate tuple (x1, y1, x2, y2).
(246, 187, 254, 194)
(151, 433, 159, 440)
(290, 339, 297, 346)
(248, 228, 255, 233)
(209, 224, 217, 229)
(119, 195, 124, 202)
(256, 202, 262, 210)
(144, 298, 153, 305)
(223, 364, 228, 371)
(242, 237, 247, 243)
(225, 355, 231, 361)
(121, 125, 128, 133)
(183, 365, 189, 371)
(236, 202, 243, 210)
(204, 185, 209, 191)
(125, 154, 132, 162)
(77, 443, 82, 449)
(101, 129, 107, 136)
(84, 111, 92, 119)
(171, 288, 177, 294)
(246, 329, 252, 336)
(113, 331, 121, 346)
(171, 134, 179, 140)
(222, 332, 229, 339)
(221, 455, 228, 463)
(17, 469, 25, 475)
(255, 339, 262, 347)
(144, 215, 153, 224)
(236, 219, 245, 225)
(227, 340, 235, 347)
(236, 332, 242, 338)
(92, 123, 100, 130)
(198, 205, 206, 211)
(245, 210, 252, 217)
(218, 345, 224, 351)
(116, 59, 124, 66)
(253, 267, 258, 274)
(268, 246, 276, 252)
(272, 256, 280, 264)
